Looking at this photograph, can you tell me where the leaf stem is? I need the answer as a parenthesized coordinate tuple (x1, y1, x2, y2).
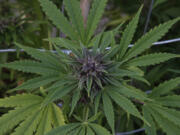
(85, 106, 89, 121)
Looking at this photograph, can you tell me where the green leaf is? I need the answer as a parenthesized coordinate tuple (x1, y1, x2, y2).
(38, 0, 78, 40)
(103, 45, 119, 59)
(53, 44, 69, 60)
(79, 126, 86, 135)
(102, 23, 125, 59)
(102, 92, 115, 133)
(94, 92, 101, 115)
(143, 105, 157, 135)
(112, 22, 125, 35)
(69, 89, 81, 116)
(51, 104, 65, 127)
(11, 75, 60, 92)
(168, 69, 180, 74)
(63, 0, 85, 42)
(92, 33, 103, 52)
(0, 94, 43, 107)
(110, 68, 149, 85)
(99, 32, 114, 52)
(85, 0, 108, 44)
(35, 105, 53, 135)
(110, 69, 142, 77)
(45, 123, 81, 135)
(0, 94, 65, 135)
(89, 123, 111, 135)
(107, 90, 144, 122)
(118, 6, 143, 59)
(86, 126, 95, 135)
(15, 43, 64, 70)
(46, 37, 80, 55)
(87, 112, 102, 123)
(113, 85, 149, 101)
(154, 95, 180, 108)
(86, 76, 93, 97)
(145, 65, 166, 84)
(45, 80, 70, 92)
(1, 60, 59, 75)
(124, 17, 180, 60)
(149, 77, 180, 97)
(12, 110, 42, 135)
(43, 85, 76, 106)
(151, 105, 180, 127)
(0, 104, 40, 135)
(149, 104, 180, 135)
(130, 75, 151, 86)
(73, 115, 83, 122)
(125, 53, 179, 67)
(127, 66, 145, 76)
(69, 126, 82, 135)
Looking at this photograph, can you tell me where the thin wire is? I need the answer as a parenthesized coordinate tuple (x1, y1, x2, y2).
(143, 0, 154, 34)
(116, 128, 145, 135)
(0, 38, 180, 53)
(0, 48, 71, 54)
(153, 38, 180, 45)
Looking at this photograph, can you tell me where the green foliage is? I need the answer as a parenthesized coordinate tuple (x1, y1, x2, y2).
(38, 0, 78, 40)
(143, 77, 180, 135)
(85, 0, 108, 44)
(106, 89, 145, 122)
(63, 0, 85, 42)
(0, 94, 65, 135)
(45, 123, 111, 135)
(102, 92, 115, 133)
(112, 85, 149, 101)
(39, 0, 107, 45)
(149, 77, 180, 97)
(143, 103, 180, 135)
(155, 95, 180, 108)
(118, 6, 142, 59)
(125, 53, 180, 67)
(1, 60, 60, 75)
(143, 106, 156, 135)
(0, 0, 180, 134)
(11, 75, 61, 92)
(123, 17, 180, 60)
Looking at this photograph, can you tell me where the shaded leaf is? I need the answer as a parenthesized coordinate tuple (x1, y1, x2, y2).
(149, 77, 180, 97)
(154, 95, 180, 108)
(126, 53, 179, 67)
(124, 17, 180, 60)
(38, 0, 78, 40)
(64, 0, 85, 42)
(69, 90, 81, 116)
(107, 90, 145, 122)
(119, 6, 143, 59)
(143, 105, 157, 135)
(11, 75, 60, 92)
(1, 60, 59, 75)
(45, 123, 81, 135)
(85, 0, 108, 44)
(89, 123, 111, 135)
(102, 92, 115, 133)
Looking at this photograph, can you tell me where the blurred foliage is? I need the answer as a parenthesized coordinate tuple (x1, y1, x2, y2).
(0, 0, 50, 95)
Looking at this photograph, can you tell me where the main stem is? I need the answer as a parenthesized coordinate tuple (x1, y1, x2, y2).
(80, 0, 91, 26)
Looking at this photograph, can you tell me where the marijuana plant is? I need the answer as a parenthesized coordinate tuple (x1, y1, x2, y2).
(0, 0, 180, 134)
